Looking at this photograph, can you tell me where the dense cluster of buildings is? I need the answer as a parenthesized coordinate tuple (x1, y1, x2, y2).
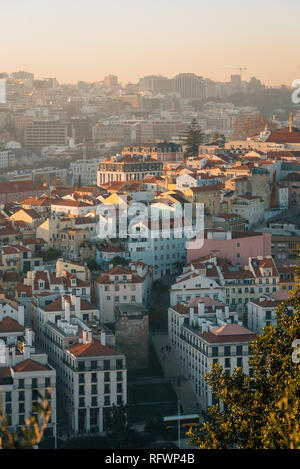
(0, 70, 299, 441)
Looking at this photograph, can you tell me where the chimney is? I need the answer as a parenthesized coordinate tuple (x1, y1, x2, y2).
(64, 298, 70, 323)
(87, 330, 92, 344)
(189, 306, 194, 326)
(11, 346, 16, 366)
(198, 302, 205, 316)
(23, 344, 30, 360)
(18, 305, 25, 326)
(25, 328, 33, 346)
(100, 331, 106, 346)
(75, 296, 81, 318)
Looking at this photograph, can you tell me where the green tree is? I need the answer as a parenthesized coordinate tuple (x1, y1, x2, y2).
(112, 255, 129, 267)
(41, 248, 61, 262)
(188, 253, 300, 449)
(103, 403, 132, 448)
(183, 119, 205, 158)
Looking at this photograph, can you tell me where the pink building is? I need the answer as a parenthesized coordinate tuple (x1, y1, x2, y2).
(187, 230, 271, 266)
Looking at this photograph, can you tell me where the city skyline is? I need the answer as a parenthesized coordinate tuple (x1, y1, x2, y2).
(1, 0, 299, 87)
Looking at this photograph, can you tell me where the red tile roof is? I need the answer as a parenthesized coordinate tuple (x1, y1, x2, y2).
(0, 181, 46, 194)
(266, 130, 300, 144)
(0, 317, 25, 333)
(67, 339, 120, 357)
(13, 359, 50, 373)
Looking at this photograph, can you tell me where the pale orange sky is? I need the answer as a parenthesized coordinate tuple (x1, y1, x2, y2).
(1, 0, 300, 86)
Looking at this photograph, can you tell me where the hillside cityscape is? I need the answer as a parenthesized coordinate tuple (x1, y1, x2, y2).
(0, 67, 299, 450)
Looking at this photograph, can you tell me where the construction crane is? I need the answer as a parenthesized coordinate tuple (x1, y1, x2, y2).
(217, 67, 247, 81)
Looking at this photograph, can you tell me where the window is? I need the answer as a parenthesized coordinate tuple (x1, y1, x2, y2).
(104, 372, 110, 382)
(91, 396, 97, 406)
(104, 384, 110, 394)
(79, 374, 85, 384)
(91, 384, 97, 395)
(6, 392, 11, 402)
(104, 396, 110, 406)
(212, 347, 218, 357)
(18, 379, 24, 389)
(117, 372, 123, 381)
(236, 346, 242, 355)
(91, 373, 97, 383)
(224, 346, 231, 356)
(116, 359, 123, 369)
(117, 383, 122, 393)
(19, 415, 25, 426)
(79, 385, 85, 395)
(117, 395, 122, 405)
(45, 377, 51, 388)
(5, 403, 12, 414)
(104, 360, 110, 370)
(91, 361, 97, 370)
(19, 391, 25, 401)
(19, 403, 25, 413)
(79, 397, 85, 407)
(32, 378, 38, 389)
(225, 358, 231, 368)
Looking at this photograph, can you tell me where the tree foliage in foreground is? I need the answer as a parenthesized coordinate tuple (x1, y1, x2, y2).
(188, 253, 300, 449)
(0, 395, 52, 449)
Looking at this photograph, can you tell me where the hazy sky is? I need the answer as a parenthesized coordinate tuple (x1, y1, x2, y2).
(1, 0, 299, 86)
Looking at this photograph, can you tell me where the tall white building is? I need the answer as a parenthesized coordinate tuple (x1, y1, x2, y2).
(168, 297, 255, 411)
(43, 312, 126, 433)
(0, 294, 56, 435)
(71, 158, 103, 186)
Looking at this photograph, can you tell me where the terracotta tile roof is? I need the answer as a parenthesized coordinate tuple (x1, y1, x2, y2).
(1, 244, 31, 255)
(266, 130, 300, 143)
(95, 266, 144, 284)
(3, 271, 21, 282)
(51, 200, 92, 208)
(250, 297, 282, 308)
(13, 359, 50, 373)
(67, 339, 121, 357)
(0, 317, 25, 333)
(0, 181, 46, 194)
(250, 256, 279, 278)
(187, 183, 225, 193)
(0, 367, 12, 378)
(43, 295, 96, 312)
(16, 283, 32, 297)
(200, 324, 255, 343)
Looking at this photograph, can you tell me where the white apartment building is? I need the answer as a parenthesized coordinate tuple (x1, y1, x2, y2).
(0, 149, 9, 169)
(247, 295, 293, 334)
(93, 263, 151, 323)
(0, 295, 56, 435)
(128, 218, 189, 280)
(228, 195, 264, 229)
(50, 200, 96, 217)
(71, 158, 103, 186)
(170, 260, 224, 306)
(43, 313, 126, 434)
(32, 294, 100, 351)
(97, 154, 163, 186)
(168, 297, 255, 411)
